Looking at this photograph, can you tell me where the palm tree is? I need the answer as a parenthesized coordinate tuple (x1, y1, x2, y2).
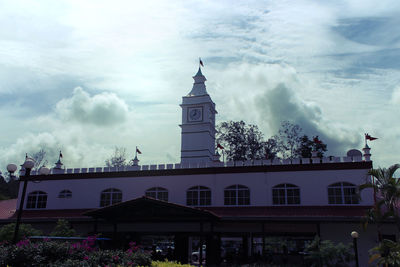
(360, 164, 400, 237)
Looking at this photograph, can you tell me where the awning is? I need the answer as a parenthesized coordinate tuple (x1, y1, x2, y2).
(84, 196, 219, 222)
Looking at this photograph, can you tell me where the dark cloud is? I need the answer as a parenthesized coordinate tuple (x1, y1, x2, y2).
(255, 83, 360, 156)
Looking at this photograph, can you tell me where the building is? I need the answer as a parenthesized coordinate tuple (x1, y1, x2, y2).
(0, 68, 394, 266)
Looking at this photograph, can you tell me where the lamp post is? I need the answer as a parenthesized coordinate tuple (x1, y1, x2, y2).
(351, 231, 359, 267)
(8, 157, 50, 244)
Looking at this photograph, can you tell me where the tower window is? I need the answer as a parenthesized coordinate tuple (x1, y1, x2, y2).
(26, 191, 48, 209)
(100, 188, 122, 207)
(145, 187, 168, 202)
(187, 186, 211, 206)
(272, 184, 300, 205)
(224, 184, 250, 205)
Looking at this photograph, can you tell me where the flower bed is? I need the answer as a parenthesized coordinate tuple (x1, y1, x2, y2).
(0, 236, 152, 267)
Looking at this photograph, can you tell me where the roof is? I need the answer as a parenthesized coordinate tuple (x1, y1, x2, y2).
(204, 206, 372, 221)
(0, 199, 16, 219)
(84, 196, 219, 222)
(23, 161, 373, 181)
(0, 202, 372, 223)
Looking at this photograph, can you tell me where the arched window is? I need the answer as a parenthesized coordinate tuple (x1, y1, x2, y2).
(145, 187, 168, 202)
(26, 191, 47, 209)
(272, 184, 300, 205)
(328, 182, 359, 204)
(58, 189, 72, 198)
(187, 186, 211, 206)
(100, 188, 122, 207)
(224, 185, 250, 205)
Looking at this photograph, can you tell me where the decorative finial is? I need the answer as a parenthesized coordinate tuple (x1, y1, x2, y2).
(132, 146, 142, 166)
(54, 150, 64, 169)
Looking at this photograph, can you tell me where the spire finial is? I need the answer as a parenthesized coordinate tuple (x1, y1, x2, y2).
(54, 150, 64, 169)
(188, 60, 208, 96)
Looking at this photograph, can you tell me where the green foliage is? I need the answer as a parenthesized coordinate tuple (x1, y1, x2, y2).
(152, 260, 194, 267)
(360, 164, 400, 234)
(105, 147, 129, 167)
(0, 223, 42, 242)
(217, 120, 328, 162)
(0, 173, 18, 199)
(217, 121, 266, 161)
(50, 219, 77, 237)
(304, 236, 354, 267)
(295, 135, 327, 158)
(0, 237, 152, 266)
(369, 239, 400, 266)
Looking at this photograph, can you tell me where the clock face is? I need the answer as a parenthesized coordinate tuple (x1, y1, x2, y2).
(188, 107, 203, 122)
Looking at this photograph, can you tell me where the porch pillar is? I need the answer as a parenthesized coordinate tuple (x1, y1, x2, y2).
(174, 234, 189, 264)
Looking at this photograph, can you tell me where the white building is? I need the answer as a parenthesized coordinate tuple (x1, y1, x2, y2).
(1, 68, 393, 266)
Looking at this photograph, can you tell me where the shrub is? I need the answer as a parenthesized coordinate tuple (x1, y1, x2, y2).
(50, 219, 77, 237)
(0, 223, 42, 242)
(304, 236, 354, 266)
(0, 236, 152, 266)
(152, 260, 194, 267)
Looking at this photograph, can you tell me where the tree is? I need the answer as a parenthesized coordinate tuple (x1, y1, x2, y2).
(275, 121, 303, 159)
(217, 121, 266, 161)
(296, 135, 327, 158)
(264, 138, 279, 160)
(360, 164, 400, 234)
(369, 239, 400, 267)
(105, 147, 128, 167)
(50, 219, 77, 237)
(0, 223, 42, 242)
(304, 236, 354, 266)
(31, 148, 48, 170)
(217, 120, 327, 161)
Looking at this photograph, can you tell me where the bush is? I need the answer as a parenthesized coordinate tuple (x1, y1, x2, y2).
(152, 260, 194, 267)
(50, 219, 77, 237)
(304, 236, 354, 266)
(0, 223, 42, 242)
(0, 236, 152, 266)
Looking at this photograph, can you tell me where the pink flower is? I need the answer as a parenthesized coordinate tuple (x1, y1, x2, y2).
(16, 239, 29, 247)
(83, 256, 89, 260)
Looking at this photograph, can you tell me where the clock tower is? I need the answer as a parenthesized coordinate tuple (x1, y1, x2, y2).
(180, 67, 217, 164)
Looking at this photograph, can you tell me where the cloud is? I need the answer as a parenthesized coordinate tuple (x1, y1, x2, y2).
(255, 82, 359, 156)
(391, 86, 400, 104)
(56, 87, 129, 126)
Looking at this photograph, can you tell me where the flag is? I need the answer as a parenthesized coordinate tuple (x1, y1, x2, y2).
(199, 58, 204, 67)
(59, 151, 63, 158)
(136, 147, 142, 154)
(217, 143, 224, 149)
(313, 136, 322, 144)
(365, 133, 378, 141)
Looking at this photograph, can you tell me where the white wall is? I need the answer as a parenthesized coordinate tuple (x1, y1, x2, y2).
(18, 167, 374, 209)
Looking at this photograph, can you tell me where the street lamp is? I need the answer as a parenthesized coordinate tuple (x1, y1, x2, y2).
(8, 157, 50, 243)
(351, 231, 359, 267)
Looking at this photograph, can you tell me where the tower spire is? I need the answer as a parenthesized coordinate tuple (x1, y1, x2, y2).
(188, 67, 208, 96)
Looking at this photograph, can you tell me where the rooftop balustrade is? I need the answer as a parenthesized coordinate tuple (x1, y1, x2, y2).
(27, 155, 368, 176)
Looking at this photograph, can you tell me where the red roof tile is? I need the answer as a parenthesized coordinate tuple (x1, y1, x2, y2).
(0, 199, 17, 219)
(203, 206, 371, 219)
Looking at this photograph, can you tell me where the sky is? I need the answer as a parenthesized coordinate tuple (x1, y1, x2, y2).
(0, 0, 399, 173)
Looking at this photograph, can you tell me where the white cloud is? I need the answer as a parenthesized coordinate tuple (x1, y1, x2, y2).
(1, 0, 400, 172)
(391, 86, 400, 104)
(56, 87, 129, 126)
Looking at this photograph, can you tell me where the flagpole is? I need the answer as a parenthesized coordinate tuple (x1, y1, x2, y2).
(135, 146, 138, 158)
